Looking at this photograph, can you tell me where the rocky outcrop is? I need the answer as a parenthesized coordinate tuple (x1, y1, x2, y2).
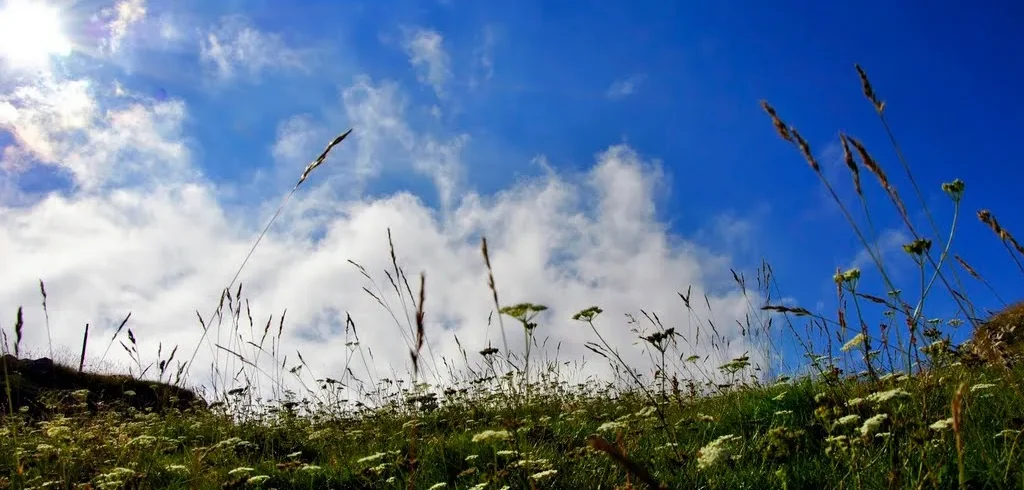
(0, 355, 205, 418)
(968, 301, 1024, 366)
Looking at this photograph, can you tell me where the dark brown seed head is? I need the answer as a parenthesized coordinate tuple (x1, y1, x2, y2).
(979, 210, 1024, 255)
(790, 128, 820, 173)
(977, 209, 1004, 238)
(839, 134, 862, 197)
(855, 64, 885, 113)
(954, 255, 980, 280)
(847, 136, 890, 191)
(760, 101, 793, 143)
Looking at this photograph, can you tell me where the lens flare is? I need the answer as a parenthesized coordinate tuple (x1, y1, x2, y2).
(0, 0, 73, 68)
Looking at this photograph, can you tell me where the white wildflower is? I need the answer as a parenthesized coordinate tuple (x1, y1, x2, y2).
(357, 452, 388, 464)
(697, 434, 742, 470)
(834, 414, 861, 427)
(971, 383, 997, 393)
(841, 333, 866, 352)
(860, 413, 888, 437)
(866, 388, 910, 405)
(598, 421, 627, 433)
(635, 406, 657, 418)
(530, 469, 558, 480)
(512, 458, 551, 469)
(472, 429, 511, 443)
(930, 418, 954, 431)
(995, 429, 1021, 439)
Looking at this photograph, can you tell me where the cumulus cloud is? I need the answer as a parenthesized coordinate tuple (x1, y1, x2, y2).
(607, 73, 646, 99)
(403, 28, 451, 98)
(1, 70, 764, 402)
(199, 15, 307, 83)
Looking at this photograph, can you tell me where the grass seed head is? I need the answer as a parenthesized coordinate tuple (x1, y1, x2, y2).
(855, 64, 885, 113)
(790, 128, 820, 173)
(760, 100, 794, 143)
(839, 133, 863, 196)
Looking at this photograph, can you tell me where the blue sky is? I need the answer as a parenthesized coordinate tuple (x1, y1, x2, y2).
(1, 0, 1022, 392)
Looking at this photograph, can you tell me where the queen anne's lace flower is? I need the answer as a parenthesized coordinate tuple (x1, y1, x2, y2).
(697, 434, 742, 470)
(841, 333, 866, 352)
(860, 414, 888, 437)
(472, 429, 510, 443)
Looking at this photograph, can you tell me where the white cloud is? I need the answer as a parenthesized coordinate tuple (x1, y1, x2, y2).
(340, 76, 414, 182)
(0, 74, 192, 190)
(470, 26, 496, 88)
(157, 14, 183, 43)
(403, 28, 451, 98)
(272, 115, 330, 166)
(849, 228, 912, 274)
(0, 77, 97, 165)
(1, 73, 763, 402)
(199, 15, 307, 83)
(103, 0, 147, 53)
(335, 76, 468, 211)
(607, 74, 646, 99)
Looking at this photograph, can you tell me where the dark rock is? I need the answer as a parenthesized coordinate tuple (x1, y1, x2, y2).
(0, 354, 206, 418)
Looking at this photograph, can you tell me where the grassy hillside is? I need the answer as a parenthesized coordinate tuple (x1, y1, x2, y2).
(3, 65, 1024, 489)
(2, 360, 1024, 489)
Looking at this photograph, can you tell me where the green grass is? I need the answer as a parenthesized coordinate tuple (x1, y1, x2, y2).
(3, 64, 1024, 489)
(1, 362, 1023, 488)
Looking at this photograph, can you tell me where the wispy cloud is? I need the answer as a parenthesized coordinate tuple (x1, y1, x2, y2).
(199, 15, 308, 83)
(272, 115, 330, 167)
(606, 73, 646, 99)
(848, 228, 912, 275)
(156, 13, 184, 44)
(403, 28, 452, 98)
(103, 0, 147, 54)
(0, 77, 96, 165)
(330, 75, 466, 209)
(0, 74, 192, 190)
(470, 25, 497, 88)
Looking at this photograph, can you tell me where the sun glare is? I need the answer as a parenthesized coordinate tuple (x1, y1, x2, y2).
(0, 0, 72, 68)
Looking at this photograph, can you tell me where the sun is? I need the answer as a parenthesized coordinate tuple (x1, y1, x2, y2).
(0, 0, 72, 68)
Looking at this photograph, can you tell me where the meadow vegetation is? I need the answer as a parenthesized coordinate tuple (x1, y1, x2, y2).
(2, 65, 1023, 489)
